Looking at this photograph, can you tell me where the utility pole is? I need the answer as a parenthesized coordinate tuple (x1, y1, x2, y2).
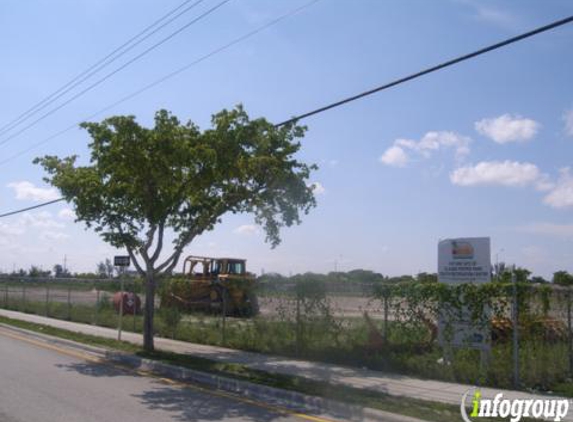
(511, 266, 520, 388)
(63, 255, 67, 273)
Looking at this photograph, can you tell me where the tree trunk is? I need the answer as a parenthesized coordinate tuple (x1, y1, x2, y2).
(143, 272, 156, 352)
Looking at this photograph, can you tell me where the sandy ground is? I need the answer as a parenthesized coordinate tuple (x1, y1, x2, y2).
(2, 285, 389, 319)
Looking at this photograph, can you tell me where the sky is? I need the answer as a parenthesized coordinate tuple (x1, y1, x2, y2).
(0, 0, 572, 279)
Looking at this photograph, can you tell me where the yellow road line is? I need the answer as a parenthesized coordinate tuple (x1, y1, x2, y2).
(0, 327, 341, 422)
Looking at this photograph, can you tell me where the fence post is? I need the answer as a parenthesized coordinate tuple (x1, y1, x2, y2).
(132, 282, 136, 333)
(45, 284, 50, 317)
(3, 283, 7, 308)
(118, 275, 124, 341)
(22, 283, 26, 312)
(511, 269, 520, 389)
(567, 287, 573, 376)
(67, 285, 71, 320)
(94, 288, 100, 326)
(295, 293, 301, 356)
(383, 293, 389, 342)
(221, 291, 227, 346)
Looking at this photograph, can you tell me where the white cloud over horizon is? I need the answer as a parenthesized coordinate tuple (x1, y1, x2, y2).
(379, 145, 408, 167)
(380, 131, 471, 167)
(41, 231, 71, 241)
(450, 160, 550, 189)
(58, 208, 76, 220)
(0, 211, 64, 240)
(7, 181, 60, 202)
(475, 114, 540, 144)
(233, 224, 259, 236)
(543, 168, 573, 209)
(518, 222, 573, 238)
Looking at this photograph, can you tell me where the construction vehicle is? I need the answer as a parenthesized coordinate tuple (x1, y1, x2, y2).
(160, 255, 259, 317)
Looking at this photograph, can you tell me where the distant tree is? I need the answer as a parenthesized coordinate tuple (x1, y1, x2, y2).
(35, 106, 315, 352)
(416, 272, 438, 283)
(96, 259, 114, 278)
(387, 275, 416, 284)
(514, 267, 531, 283)
(53, 264, 64, 277)
(96, 261, 107, 278)
(28, 266, 51, 278)
(494, 262, 507, 280)
(105, 258, 114, 278)
(53, 264, 71, 278)
(530, 276, 548, 284)
(553, 271, 573, 286)
(345, 269, 386, 283)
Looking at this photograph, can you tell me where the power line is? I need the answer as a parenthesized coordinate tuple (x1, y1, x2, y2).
(1, 12, 572, 219)
(0, 0, 232, 148)
(0, 0, 322, 166)
(0, 0, 204, 138)
(275, 14, 573, 127)
(0, 198, 65, 218)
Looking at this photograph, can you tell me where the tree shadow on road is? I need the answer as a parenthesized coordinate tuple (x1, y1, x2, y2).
(132, 384, 289, 422)
(55, 360, 137, 378)
(55, 360, 289, 421)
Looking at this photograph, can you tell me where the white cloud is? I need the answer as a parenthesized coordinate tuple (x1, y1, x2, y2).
(458, 1, 519, 30)
(475, 114, 540, 144)
(450, 160, 548, 189)
(21, 211, 64, 229)
(518, 222, 573, 238)
(379, 146, 408, 167)
(308, 182, 326, 195)
(543, 168, 573, 209)
(0, 221, 25, 236)
(7, 181, 59, 202)
(58, 208, 76, 220)
(41, 231, 70, 241)
(563, 109, 573, 137)
(233, 225, 259, 236)
(380, 131, 471, 167)
(474, 6, 516, 29)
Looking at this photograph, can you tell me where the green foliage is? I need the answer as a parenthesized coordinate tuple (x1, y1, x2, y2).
(553, 271, 573, 286)
(34, 106, 316, 258)
(159, 307, 182, 339)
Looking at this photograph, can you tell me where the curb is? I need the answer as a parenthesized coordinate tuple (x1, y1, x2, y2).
(0, 323, 428, 422)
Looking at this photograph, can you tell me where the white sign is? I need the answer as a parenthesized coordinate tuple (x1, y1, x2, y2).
(438, 237, 492, 351)
(438, 237, 491, 284)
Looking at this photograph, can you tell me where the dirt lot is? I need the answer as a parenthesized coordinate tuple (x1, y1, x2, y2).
(2, 285, 387, 319)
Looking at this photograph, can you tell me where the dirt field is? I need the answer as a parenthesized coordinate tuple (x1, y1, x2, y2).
(2, 285, 388, 319)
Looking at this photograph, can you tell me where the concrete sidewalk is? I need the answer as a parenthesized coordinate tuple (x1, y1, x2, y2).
(2, 308, 571, 419)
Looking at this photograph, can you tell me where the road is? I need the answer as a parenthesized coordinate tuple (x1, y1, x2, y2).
(0, 328, 318, 422)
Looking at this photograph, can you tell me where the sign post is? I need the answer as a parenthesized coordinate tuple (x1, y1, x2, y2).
(114, 256, 130, 341)
(437, 238, 492, 360)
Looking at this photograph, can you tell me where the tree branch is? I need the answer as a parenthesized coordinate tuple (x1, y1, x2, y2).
(150, 221, 165, 264)
(154, 227, 199, 274)
(139, 224, 157, 262)
(126, 247, 145, 275)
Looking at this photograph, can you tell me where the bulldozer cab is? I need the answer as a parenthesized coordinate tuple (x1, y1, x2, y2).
(182, 256, 248, 278)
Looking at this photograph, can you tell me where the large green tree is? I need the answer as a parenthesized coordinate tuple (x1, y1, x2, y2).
(35, 106, 316, 351)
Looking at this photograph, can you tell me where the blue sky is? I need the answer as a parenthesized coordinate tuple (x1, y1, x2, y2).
(0, 0, 572, 278)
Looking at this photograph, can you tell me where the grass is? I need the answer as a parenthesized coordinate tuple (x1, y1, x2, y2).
(0, 313, 537, 422)
(1, 296, 572, 395)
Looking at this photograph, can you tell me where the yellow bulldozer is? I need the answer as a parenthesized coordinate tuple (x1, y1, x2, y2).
(160, 255, 259, 317)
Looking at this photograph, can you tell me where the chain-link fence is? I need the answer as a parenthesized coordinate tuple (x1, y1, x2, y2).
(0, 276, 571, 393)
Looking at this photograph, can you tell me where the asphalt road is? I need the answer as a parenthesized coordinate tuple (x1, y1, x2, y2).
(0, 330, 311, 422)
